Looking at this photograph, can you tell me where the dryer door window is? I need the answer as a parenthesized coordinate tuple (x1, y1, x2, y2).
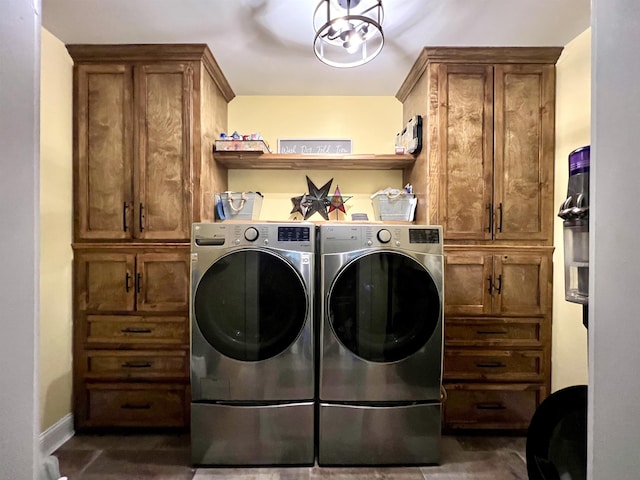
(194, 250, 307, 361)
(329, 251, 440, 363)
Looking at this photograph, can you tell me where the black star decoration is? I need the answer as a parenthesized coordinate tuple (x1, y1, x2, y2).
(304, 176, 332, 220)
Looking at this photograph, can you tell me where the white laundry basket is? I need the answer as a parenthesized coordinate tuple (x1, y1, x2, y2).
(371, 192, 416, 221)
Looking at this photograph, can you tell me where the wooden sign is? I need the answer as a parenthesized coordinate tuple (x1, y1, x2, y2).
(278, 138, 352, 155)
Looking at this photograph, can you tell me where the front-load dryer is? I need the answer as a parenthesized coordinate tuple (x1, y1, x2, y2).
(318, 223, 444, 466)
(190, 222, 315, 466)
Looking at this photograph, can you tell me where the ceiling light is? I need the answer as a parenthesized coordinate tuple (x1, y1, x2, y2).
(313, 0, 384, 68)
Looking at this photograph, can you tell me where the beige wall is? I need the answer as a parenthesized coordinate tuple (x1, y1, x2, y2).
(228, 96, 403, 220)
(552, 28, 591, 391)
(39, 28, 73, 431)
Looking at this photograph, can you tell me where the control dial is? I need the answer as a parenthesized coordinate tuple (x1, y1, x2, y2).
(244, 227, 259, 242)
(377, 229, 392, 243)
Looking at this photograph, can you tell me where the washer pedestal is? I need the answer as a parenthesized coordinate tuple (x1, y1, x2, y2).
(191, 402, 314, 466)
(318, 402, 441, 466)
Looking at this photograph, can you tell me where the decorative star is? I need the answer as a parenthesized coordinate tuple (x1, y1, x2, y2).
(304, 176, 332, 220)
(290, 194, 310, 218)
(327, 185, 351, 219)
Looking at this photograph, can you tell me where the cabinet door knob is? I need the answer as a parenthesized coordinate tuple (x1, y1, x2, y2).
(125, 272, 132, 292)
(487, 276, 493, 294)
(497, 203, 503, 233)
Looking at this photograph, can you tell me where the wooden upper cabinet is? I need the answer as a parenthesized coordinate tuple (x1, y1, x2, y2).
(135, 64, 191, 240)
(398, 48, 560, 244)
(444, 248, 551, 317)
(493, 64, 556, 242)
(75, 64, 134, 240)
(439, 63, 555, 242)
(68, 43, 238, 242)
(74, 62, 192, 241)
(439, 64, 494, 240)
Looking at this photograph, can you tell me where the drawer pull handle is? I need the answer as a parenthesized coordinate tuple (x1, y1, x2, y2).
(477, 330, 508, 335)
(122, 361, 152, 369)
(121, 403, 151, 410)
(121, 327, 152, 334)
(475, 362, 507, 368)
(476, 402, 506, 410)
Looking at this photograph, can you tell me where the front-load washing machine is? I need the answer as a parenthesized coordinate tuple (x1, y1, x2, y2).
(190, 222, 315, 466)
(318, 223, 444, 466)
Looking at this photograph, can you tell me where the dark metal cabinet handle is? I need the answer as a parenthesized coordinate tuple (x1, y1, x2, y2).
(494, 274, 503, 294)
(121, 361, 152, 369)
(121, 327, 152, 334)
(497, 203, 503, 232)
(487, 276, 493, 294)
(122, 202, 129, 231)
(474, 361, 507, 368)
(475, 402, 506, 410)
(121, 403, 151, 410)
(136, 273, 142, 293)
(139, 203, 145, 232)
(125, 272, 132, 292)
(486, 203, 493, 232)
(476, 330, 508, 335)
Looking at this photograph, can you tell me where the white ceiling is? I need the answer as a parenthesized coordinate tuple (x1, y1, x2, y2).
(42, 0, 591, 97)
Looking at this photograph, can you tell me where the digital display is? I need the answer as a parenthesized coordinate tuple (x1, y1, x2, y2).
(409, 228, 440, 244)
(278, 226, 311, 242)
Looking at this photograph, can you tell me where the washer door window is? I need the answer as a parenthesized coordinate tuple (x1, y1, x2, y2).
(194, 250, 307, 362)
(329, 251, 440, 363)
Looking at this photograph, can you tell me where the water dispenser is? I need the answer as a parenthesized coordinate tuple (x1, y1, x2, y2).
(558, 146, 590, 307)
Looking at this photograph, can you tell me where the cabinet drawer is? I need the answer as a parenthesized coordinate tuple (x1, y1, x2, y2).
(86, 315, 187, 346)
(444, 349, 544, 381)
(445, 318, 542, 347)
(85, 383, 187, 427)
(85, 350, 188, 380)
(443, 383, 545, 430)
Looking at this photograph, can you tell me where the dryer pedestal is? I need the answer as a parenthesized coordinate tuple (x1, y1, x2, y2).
(192, 402, 315, 466)
(318, 402, 441, 466)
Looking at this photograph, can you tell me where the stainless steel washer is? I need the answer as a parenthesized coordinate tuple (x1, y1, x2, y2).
(190, 222, 315, 466)
(318, 223, 444, 466)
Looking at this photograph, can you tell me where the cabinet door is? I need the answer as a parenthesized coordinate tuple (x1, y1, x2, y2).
(493, 253, 550, 316)
(75, 64, 134, 241)
(136, 252, 189, 312)
(438, 64, 494, 240)
(444, 252, 493, 316)
(76, 252, 136, 312)
(134, 64, 192, 240)
(493, 64, 555, 242)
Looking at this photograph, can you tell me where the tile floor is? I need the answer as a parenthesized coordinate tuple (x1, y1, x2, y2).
(54, 433, 528, 479)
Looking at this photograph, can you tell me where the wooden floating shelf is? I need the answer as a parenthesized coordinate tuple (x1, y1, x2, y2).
(212, 152, 416, 170)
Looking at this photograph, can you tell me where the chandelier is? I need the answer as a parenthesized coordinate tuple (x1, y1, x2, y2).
(313, 0, 384, 68)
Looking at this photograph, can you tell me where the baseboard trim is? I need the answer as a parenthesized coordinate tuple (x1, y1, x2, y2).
(40, 413, 74, 456)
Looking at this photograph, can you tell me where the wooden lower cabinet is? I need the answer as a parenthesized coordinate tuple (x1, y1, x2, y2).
(442, 246, 552, 431)
(73, 245, 190, 430)
(443, 383, 546, 430)
(82, 383, 190, 428)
